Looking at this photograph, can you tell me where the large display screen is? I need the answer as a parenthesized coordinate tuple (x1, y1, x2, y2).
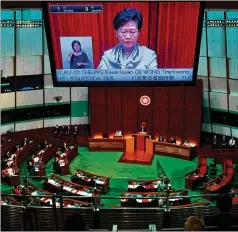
(43, 2, 204, 87)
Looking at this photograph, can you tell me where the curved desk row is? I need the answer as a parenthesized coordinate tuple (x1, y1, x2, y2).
(185, 156, 208, 190)
(121, 189, 189, 207)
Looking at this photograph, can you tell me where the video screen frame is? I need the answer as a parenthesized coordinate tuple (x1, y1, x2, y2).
(42, 1, 205, 87)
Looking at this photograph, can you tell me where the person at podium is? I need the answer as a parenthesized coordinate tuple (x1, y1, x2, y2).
(139, 122, 147, 133)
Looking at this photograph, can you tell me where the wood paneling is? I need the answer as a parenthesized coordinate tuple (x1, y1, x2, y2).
(89, 80, 203, 146)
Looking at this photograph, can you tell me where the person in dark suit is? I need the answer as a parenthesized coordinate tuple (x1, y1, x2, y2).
(53, 157, 60, 174)
(213, 135, 217, 149)
(44, 140, 49, 148)
(170, 137, 176, 144)
(204, 194, 238, 230)
(140, 126, 147, 133)
(54, 125, 59, 135)
(221, 135, 227, 148)
(28, 161, 35, 176)
(73, 126, 78, 136)
(158, 136, 164, 142)
(67, 125, 71, 136)
(60, 126, 65, 135)
(140, 122, 147, 133)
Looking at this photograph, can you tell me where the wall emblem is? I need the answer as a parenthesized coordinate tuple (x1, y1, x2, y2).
(140, 95, 151, 106)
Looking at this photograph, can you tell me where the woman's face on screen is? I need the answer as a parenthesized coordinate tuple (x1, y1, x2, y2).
(116, 20, 140, 50)
(73, 43, 81, 52)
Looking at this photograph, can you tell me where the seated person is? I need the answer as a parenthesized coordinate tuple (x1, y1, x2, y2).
(158, 136, 164, 142)
(58, 159, 66, 167)
(73, 126, 78, 136)
(44, 140, 49, 148)
(24, 137, 29, 146)
(55, 150, 61, 158)
(67, 125, 71, 136)
(158, 198, 164, 207)
(59, 151, 67, 159)
(114, 130, 122, 137)
(28, 161, 35, 176)
(183, 140, 190, 146)
(229, 137, 236, 148)
(4, 151, 12, 161)
(54, 125, 59, 134)
(60, 126, 65, 135)
(221, 135, 227, 148)
(72, 170, 80, 178)
(53, 157, 60, 174)
(170, 137, 176, 144)
(204, 194, 238, 229)
(158, 181, 166, 191)
(185, 216, 204, 231)
(64, 142, 69, 151)
(213, 135, 217, 148)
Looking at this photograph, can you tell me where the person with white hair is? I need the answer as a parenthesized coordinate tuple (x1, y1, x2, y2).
(229, 137, 236, 148)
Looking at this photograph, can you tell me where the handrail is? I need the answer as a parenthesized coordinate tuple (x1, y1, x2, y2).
(2, 192, 238, 199)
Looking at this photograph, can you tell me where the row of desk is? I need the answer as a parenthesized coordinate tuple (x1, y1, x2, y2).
(89, 138, 197, 160)
(13, 182, 91, 207)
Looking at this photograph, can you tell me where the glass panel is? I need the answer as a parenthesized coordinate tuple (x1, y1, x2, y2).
(1, 10, 15, 57)
(209, 58, 226, 78)
(228, 58, 238, 79)
(210, 92, 228, 111)
(226, 11, 238, 58)
(207, 11, 226, 58)
(212, 123, 231, 136)
(209, 76, 227, 93)
(198, 57, 208, 76)
(202, 107, 210, 123)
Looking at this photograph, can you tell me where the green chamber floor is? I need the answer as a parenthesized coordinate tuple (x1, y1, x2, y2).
(2, 147, 224, 207)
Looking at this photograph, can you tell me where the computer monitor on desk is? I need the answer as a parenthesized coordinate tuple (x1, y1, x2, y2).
(114, 130, 123, 138)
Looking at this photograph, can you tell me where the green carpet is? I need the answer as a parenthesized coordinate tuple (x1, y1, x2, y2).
(2, 147, 226, 207)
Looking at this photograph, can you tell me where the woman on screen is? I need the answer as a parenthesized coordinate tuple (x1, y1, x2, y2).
(67, 40, 89, 69)
(98, 8, 158, 69)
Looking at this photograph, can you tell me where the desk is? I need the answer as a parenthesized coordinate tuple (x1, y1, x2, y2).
(204, 163, 234, 196)
(71, 170, 109, 193)
(44, 174, 99, 204)
(185, 157, 208, 190)
(128, 179, 161, 192)
(89, 138, 126, 151)
(121, 189, 189, 207)
(185, 172, 206, 190)
(132, 133, 150, 151)
(154, 142, 197, 160)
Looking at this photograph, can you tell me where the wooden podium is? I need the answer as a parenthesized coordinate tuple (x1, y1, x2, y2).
(133, 133, 150, 151)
